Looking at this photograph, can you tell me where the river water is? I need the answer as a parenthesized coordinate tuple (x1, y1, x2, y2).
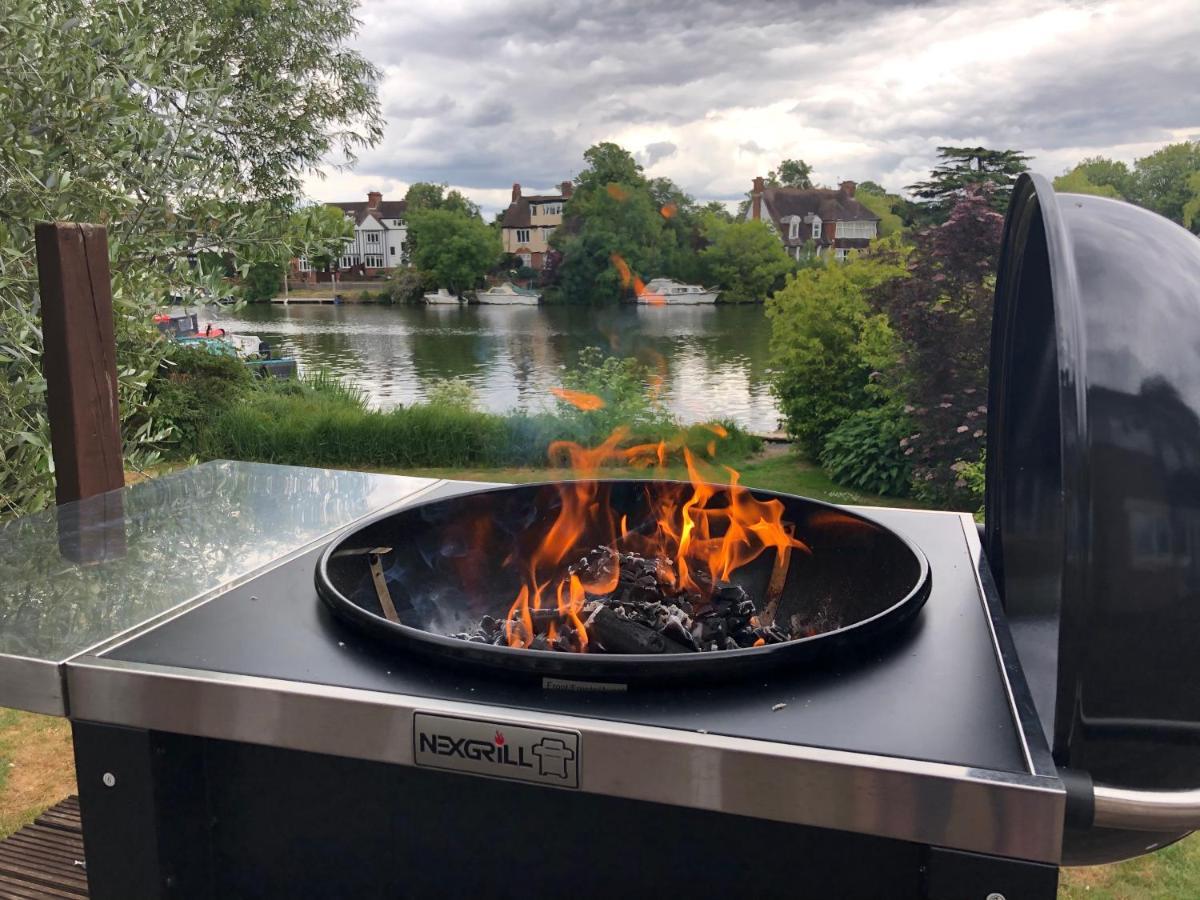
(201, 302, 782, 433)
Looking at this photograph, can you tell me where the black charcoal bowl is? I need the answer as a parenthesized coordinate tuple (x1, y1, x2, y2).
(316, 481, 931, 684)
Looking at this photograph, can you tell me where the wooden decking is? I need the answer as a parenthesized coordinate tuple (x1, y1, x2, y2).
(0, 797, 88, 899)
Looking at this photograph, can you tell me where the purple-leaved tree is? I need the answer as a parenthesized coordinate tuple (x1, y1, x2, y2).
(871, 188, 1004, 507)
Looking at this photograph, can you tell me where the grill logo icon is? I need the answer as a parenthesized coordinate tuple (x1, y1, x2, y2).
(414, 712, 580, 789)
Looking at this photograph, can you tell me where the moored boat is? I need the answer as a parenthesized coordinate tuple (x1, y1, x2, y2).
(423, 288, 461, 305)
(636, 278, 719, 305)
(476, 282, 540, 306)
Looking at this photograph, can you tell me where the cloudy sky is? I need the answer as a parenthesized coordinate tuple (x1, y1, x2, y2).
(303, 0, 1200, 217)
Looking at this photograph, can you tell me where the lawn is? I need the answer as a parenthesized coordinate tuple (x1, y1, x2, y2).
(1, 452, 1196, 896)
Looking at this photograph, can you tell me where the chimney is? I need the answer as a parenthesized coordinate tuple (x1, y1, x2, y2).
(750, 176, 765, 221)
(367, 191, 382, 209)
(839, 180, 856, 198)
(560, 181, 573, 199)
(512, 183, 522, 202)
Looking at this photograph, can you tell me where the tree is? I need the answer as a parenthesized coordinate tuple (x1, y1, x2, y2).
(766, 239, 909, 457)
(906, 146, 1030, 217)
(1183, 171, 1200, 232)
(404, 182, 447, 212)
(241, 261, 285, 302)
(550, 143, 665, 304)
(0, 0, 380, 516)
(1132, 141, 1200, 231)
(698, 215, 795, 303)
(871, 189, 1005, 507)
(407, 210, 500, 296)
(1063, 156, 1134, 198)
(854, 184, 904, 236)
(768, 159, 814, 189)
(701, 201, 734, 222)
(1053, 168, 1123, 199)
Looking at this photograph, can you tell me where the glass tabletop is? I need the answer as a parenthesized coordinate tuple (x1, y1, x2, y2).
(0, 460, 436, 663)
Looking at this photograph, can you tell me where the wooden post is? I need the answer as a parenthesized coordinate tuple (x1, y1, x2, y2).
(35, 222, 124, 505)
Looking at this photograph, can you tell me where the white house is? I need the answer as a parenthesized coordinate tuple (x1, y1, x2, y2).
(292, 191, 408, 282)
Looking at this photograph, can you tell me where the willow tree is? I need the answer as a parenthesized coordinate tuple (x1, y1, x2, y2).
(0, 0, 381, 515)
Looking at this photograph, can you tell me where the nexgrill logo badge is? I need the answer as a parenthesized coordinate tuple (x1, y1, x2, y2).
(413, 712, 580, 789)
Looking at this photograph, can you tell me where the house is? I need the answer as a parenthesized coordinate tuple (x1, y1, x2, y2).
(500, 181, 573, 269)
(747, 178, 879, 261)
(291, 191, 408, 283)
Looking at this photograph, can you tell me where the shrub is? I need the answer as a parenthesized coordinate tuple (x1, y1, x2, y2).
(766, 243, 908, 458)
(385, 267, 431, 304)
(147, 345, 254, 450)
(241, 261, 284, 303)
(425, 378, 477, 411)
(557, 348, 673, 442)
(819, 405, 912, 497)
(358, 289, 372, 303)
(952, 450, 986, 517)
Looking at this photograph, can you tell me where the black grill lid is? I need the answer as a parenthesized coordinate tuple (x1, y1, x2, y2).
(987, 174, 1200, 855)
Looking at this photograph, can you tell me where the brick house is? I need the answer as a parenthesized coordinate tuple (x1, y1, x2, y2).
(291, 191, 408, 283)
(500, 181, 573, 270)
(747, 178, 880, 261)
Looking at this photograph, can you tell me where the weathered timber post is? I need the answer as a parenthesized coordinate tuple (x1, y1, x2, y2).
(35, 222, 126, 561)
(34, 222, 124, 504)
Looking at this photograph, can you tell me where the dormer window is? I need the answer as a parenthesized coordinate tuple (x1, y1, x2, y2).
(530, 205, 538, 216)
(811, 217, 822, 240)
(788, 218, 799, 240)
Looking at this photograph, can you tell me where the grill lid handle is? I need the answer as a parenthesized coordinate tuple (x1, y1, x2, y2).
(1091, 783, 1200, 833)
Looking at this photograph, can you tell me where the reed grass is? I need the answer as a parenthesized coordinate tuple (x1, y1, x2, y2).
(196, 377, 760, 470)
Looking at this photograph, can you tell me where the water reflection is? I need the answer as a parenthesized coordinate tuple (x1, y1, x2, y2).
(199, 303, 781, 432)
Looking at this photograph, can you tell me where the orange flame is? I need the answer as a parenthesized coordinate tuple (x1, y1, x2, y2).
(551, 387, 606, 411)
(660, 203, 677, 219)
(610, 253, 632, 288)
(502, 428, 810, 651)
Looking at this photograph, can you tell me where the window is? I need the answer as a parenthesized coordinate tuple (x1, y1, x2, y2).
(516, 228, 531, 244)
(835, 220, 877, 239)
(390, 246, 395, 256)
(297, 257, 310, 272)
(365, 232, 381, 244)
(542, 226, 555, 241)
(543, 203, 561, 216)
(529, 205, 538, 216)
(788, 219, 799, 240)
(365, 253, 384, 268)
(811, 217, 822, 239)
(341, 254, 359, 269)
(834, 248, 850, 262)
(519, 253, 532, 267)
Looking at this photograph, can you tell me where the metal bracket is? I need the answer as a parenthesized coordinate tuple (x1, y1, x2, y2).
(366, 549, 400, 623)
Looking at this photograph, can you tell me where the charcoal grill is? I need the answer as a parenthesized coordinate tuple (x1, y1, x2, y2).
(315, 481, 932, 682)
(4, 175, 1200, 898)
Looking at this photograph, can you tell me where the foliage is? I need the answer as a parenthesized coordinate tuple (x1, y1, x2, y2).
(241, 261, 284, 302)
(1131, 141, 1200, 232)
(819, 405, 912, 497)
(425, 378, 476, 411)
(697, 214, 795, 303)
(406, 209, 500, 295)
(198, 373, 757, 471)
(1053, 167, 1124, 198)
(557, 348, 674, 437)
(906, 146, 1030, 218)
(385, 267, 433, 303)
(0, 0, 379, 517)
(550, 143, 664, 304)
(952, 450, 986, 517)
(403, 182, 481, 218)
(146, 345, 254, 450)
(872, 189, 1004, 508)
(766, 240, 909, 457)
(767, 159, 814, 189)
(1183, 171, 1200, 232)
(854, 184, 905, 236)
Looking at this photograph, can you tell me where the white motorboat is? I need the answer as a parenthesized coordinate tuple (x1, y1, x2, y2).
(476, 282, 540, 306)
(423, 288, 461, 305)
(636, 278, 720, 305)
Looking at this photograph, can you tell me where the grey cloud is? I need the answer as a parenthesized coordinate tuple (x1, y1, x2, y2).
(342, 0, 1200, 211)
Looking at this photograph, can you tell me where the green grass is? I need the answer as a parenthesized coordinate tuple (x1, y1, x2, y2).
(1059, 837, 1200, 898)
(378, 449, 927, 509)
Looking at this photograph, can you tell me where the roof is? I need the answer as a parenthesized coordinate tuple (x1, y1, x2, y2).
(501, 194, 568, 229)
(760, 187, 879, 227)
(327, 200, 408, 227)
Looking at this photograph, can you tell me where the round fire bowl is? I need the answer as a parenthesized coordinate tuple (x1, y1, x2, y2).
(316, 481, 931, 684)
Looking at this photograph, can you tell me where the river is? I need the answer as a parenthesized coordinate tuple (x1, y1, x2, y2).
(201, 302, 782, 433)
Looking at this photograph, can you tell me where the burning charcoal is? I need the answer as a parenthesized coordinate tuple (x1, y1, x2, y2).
(479, 615, 498, 634)
(589, 606, 688, 654)
(530, 633, 549, 651)
(713, 583, 749, 605)
(661, 617, 699, 651)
